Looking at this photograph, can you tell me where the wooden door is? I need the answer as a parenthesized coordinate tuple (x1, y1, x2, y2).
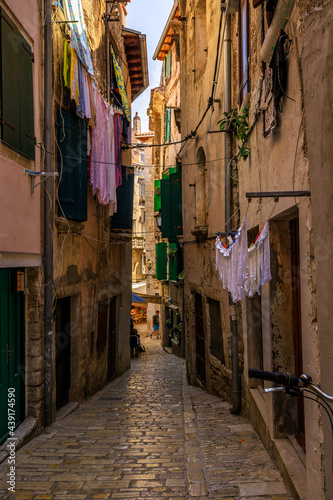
(290, 218, 305, 451)
(108, 298, 117, 382)
(195, 293, 206, 385)
(56, 297, 71, 410)
(0, 269, 24, 443)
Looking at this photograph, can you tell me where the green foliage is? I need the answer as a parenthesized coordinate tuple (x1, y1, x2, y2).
(168, 247, 177, 259)
(217, 107, 250, 161)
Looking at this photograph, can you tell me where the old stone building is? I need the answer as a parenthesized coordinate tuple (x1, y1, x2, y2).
(0, 0, 148, 452)
(178, 0, 333, 497)
(148, 0, 185, 355)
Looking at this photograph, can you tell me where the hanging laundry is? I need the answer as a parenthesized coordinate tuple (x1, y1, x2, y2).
(90, 87, 111, 205)
(81, 68, 92, 120)
(63, 39, 71, 89)
(70, 47, 79, 105)
(111, 46, 131, 122)
(63, 0, 94, 76)
(77, 61, 85, 119)
(87, 75, 96, 128)
(244, 244, 258, 298)
(256, 221, 272, 294)
(114, 113, 122, 188)
(106, 103, 117, 211)
(122, 118, 131, 144)
(260, 67, 276, 138)
(215, 217, 249, 303)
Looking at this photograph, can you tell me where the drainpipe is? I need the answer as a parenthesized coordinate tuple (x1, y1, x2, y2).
(44, 0, 54, 427)
(224, 14, 241, 415)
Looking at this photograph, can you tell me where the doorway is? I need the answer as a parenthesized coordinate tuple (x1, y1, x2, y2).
(55, 297, 71, 410)
(195, 293, 206, 385)
(290, 218, 305, 451)
(108, 297, 117, 382)
(0, 269, 25, 443)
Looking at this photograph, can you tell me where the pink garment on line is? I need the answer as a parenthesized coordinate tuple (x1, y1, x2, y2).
(106, 103, 117, 212)
(90, 86, 111, 205)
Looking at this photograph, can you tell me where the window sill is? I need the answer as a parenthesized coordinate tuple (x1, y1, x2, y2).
(191, 225, 208, 241)
(55, 217, 85, 233)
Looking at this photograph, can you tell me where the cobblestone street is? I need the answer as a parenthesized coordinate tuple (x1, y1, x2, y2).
(0, 339, 293, 500)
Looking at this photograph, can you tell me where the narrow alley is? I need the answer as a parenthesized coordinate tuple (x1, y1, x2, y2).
(0, 341, 292, 500)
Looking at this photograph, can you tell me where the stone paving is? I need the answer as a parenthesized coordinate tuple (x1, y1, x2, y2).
(0, 339, 294, 500)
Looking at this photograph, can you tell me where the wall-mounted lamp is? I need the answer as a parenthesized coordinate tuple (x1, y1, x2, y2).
(155, 212, 162, 230)
(146, 259, 153, 271)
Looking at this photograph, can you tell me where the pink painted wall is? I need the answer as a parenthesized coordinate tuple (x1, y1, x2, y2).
(0, 0, 41, 256)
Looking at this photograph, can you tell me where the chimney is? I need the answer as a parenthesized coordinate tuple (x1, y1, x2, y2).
(133, 112, 141, 135)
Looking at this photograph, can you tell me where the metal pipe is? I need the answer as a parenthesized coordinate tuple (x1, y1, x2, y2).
(44, 0, 54, 427)
(224, 14, 241, 415)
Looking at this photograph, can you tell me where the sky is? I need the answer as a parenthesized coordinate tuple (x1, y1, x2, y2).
(126, 0, 174, 132)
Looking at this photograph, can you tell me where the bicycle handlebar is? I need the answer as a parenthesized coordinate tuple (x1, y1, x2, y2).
(248, 369, 301, 388)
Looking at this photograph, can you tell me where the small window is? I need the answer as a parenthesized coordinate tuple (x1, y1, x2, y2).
(165, 51, 172, 80)
(0, 9, 35, 159)
(209, 299, 225, 363)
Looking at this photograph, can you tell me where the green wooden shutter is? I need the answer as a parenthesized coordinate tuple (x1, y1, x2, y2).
(165, 108, 171, 142)
(0, 9, 34, 159)
(161, 177, 171, 240)
(168, 243, 178, 281)
(169, 171, 183, 243)
(156, 242, 167, 280)
(110, 166, 134, 233)
(0, 11, 20, 152)
(154, 179, 161, 212)
(20, 40, 35, 159)
(57, 111, 87, 222)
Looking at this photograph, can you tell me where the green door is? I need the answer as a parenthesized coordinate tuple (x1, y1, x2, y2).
(0, 269, 24, 443)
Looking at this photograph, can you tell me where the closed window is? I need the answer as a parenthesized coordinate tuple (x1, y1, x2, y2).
(57, 111, 87, 222)
(239, 0, 249, 105)
(209, 299, 225, 364)
(0, 9, 35, 159)
(165, 51, 172, 80)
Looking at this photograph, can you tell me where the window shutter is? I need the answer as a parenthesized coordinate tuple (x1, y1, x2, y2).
(110, 166, 134, 233)
(165, 108, 171, 142)
(161, 177, 171, 240)
(156, 242, 167, 280)
(0, 11, 20, 152)
(165, 51, 172, 80)
(154, 180, 161, 211)
(169, 171, 183, 242)
(57, 111, 87, 222)
(20, 40, 35, 159)
(239, 0, 249, 105)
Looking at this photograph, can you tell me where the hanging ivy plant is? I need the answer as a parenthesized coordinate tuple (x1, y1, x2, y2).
(217, 107, 251, 161)
(166, 319, 172, 329)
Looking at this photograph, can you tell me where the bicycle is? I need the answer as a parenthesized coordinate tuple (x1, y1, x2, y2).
(248, 369, 333, 441)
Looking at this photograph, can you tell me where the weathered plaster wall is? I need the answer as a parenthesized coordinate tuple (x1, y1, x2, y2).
(301, 1, 333, 496)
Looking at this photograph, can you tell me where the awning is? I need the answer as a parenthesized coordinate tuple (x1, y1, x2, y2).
(132, 292, 146, 303)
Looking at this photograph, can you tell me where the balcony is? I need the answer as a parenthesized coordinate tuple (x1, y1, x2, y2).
(132, 236, 145, 250)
